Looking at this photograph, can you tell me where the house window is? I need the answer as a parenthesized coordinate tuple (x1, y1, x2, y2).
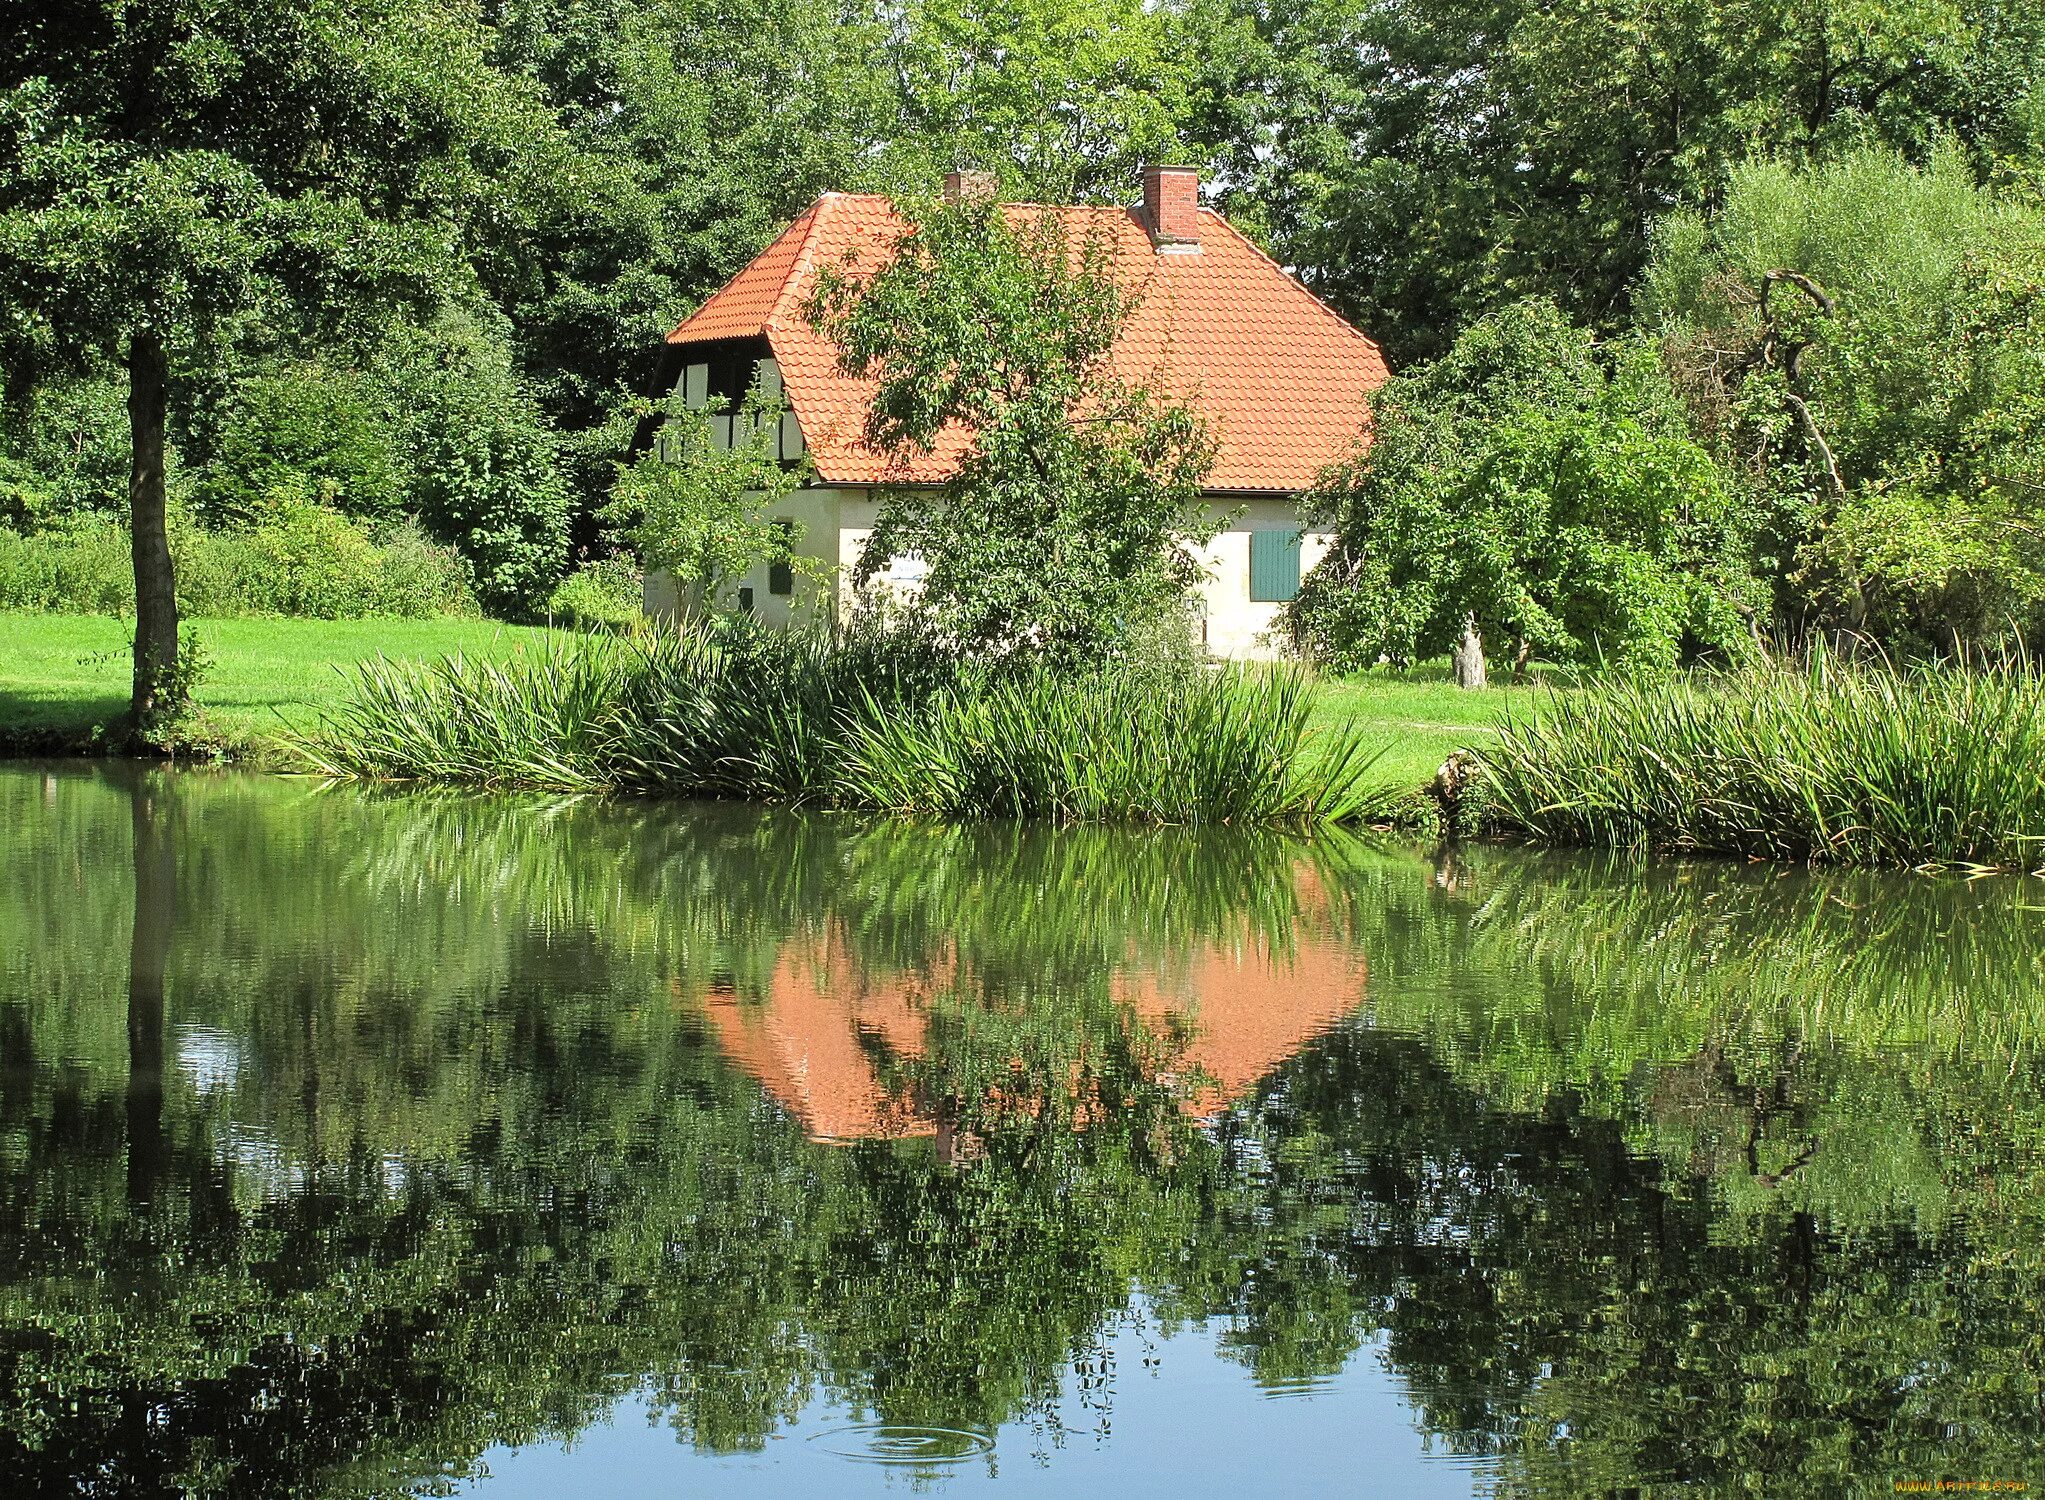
(768, 520, 795, 596)
(1248, 529, 1302, 602)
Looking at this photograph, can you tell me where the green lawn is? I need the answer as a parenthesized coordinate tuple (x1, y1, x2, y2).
(0, 613, 1552, 785)
(1307, 664, 1555, 788)
(0, 614, 569, 756)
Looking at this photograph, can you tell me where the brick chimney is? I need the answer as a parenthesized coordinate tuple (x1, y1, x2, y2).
(943, 170, 997, 205)
(1142, 165, 1201, 251)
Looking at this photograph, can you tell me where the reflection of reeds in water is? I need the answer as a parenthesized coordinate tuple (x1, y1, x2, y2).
(1376, 848, 2045, 1066)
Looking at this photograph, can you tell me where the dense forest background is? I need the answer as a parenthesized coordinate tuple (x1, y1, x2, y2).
(5, 0, 2044, 645)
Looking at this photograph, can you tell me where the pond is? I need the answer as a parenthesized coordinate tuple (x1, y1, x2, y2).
(2, 764, 2042, 1497)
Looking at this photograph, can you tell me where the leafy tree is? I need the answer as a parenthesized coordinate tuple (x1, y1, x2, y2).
(810, 194, 1219, 667)
(882, 0, 1210, 202)
(0, 0, 556, 719)
(382, 312, 575, 618)
(606, 382, 809, 610)
(0, 373, 129, 526)
(1201, 0, 2045, 362)
(1647, 144, 2045, 651)
(1289, 300, 1762, 680)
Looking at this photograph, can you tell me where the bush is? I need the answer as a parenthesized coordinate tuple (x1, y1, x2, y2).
(1482, 647, 2045, 869)
(386, 314, 573, 619)
(545, 557, 642, 630)
(0, 506, 477, 619)
(194, 364, 409, 526)
(0, 515, 134, 612)
(1647, 146, 2045, 653)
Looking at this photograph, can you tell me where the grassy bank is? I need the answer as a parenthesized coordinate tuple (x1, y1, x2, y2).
(0, 614, 567, 758)
(1306, 666, 1553, 787)
(1, 614, 1511, 795)
(1484, 654, 2045, 870)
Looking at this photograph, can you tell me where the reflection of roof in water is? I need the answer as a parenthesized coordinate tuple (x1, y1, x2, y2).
(697, 915, 1367, 1145)
(701, 930, 942, 1143)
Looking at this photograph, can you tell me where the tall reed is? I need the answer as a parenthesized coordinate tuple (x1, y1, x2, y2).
(297, 621, 1399, 827)
(1483, 649, 2045, 868)
(296, 636, 634, 789)
(835, 667, 1392, 824)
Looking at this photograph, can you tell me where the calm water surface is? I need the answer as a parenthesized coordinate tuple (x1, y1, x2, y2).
(3, 764, 2042, 1497)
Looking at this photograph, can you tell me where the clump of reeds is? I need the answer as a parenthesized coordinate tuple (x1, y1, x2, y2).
(1482, 647, 2045, 869)
(295, 636, 635, 789)
(835, 667, 1392, 824)
(297, 620, 1398, 827)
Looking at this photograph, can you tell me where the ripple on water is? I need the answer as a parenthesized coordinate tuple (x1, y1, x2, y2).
(1259, 1374, 1338, 1401)
(807, 1423, 997, 1465)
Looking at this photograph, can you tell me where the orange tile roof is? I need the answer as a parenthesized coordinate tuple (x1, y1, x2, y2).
(665, 194, 1389, 494)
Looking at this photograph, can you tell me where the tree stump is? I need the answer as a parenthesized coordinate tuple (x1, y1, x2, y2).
(1452, 612, 1487, 690)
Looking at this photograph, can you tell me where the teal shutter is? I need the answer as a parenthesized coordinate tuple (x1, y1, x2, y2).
(1248, 529, 1302, 602)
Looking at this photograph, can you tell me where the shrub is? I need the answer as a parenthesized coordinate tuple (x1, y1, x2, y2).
(1482, 647, 2045, 869)
(0, 515, 134, 612)
(545, 557, 643, 630)
(0, 507, 476, 619)
(387, 314, 573, 619)
(194, 364, 409, 526)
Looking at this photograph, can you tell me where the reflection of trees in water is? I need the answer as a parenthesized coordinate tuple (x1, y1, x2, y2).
(0, 770, 2040, 1495)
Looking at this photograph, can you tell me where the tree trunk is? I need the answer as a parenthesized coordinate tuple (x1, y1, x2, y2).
(128, 332, 177, 725)
(1452, 612, 1487, 690)
(126, 774, 175, 1207)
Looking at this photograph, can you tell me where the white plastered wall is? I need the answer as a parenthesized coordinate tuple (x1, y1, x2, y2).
(642, 487, 853, 627)
(1189, 497, 1330, 662)
(647, 487, 1326, 663)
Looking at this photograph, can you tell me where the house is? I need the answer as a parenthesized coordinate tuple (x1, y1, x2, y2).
(647, 166, 1389, 660)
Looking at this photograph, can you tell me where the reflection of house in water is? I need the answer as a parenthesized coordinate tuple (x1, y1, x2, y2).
(698, 917, 1367, 1146)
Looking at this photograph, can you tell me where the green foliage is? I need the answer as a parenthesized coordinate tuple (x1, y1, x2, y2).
(605, 383, 808, 607)
(811, 195, 1220, 668)
(387, 314, 575, 619)
(1482, 646, 2045, 867)
(881, 0, 1210, 201)
(0, 377, 130, 522)
(297, 618, 1395, 823)
(1221, 0, 2045, 362)
(546, 555, 644, 629)
(0, 506, 477, 619)
(1292, 300, 1763, 675)
(194, 362, 408, 525)
(0, 514, 134, 613)
(1648, 144, 2045, 652)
